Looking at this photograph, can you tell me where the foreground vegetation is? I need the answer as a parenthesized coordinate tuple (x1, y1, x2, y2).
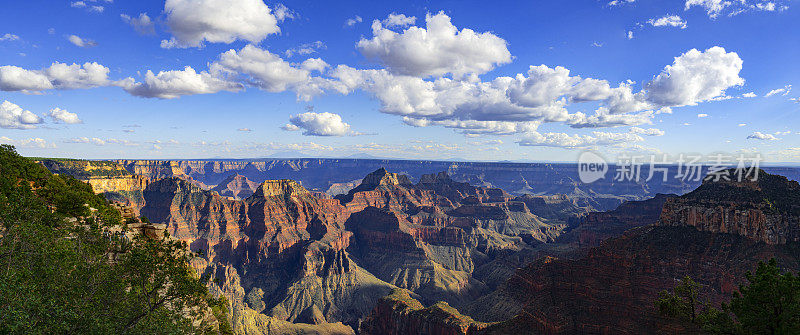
(0, 145, 231, 334)
(657, 258, 800, 334)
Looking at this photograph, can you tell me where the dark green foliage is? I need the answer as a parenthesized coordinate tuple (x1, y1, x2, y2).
(656, 276, 702, 321)
(657, 259, 800, 334)
(656, 276, 735, 333)
(730, 259, 800, 334)
(210, 297, 234, 335)
(0, 145, 230, 334)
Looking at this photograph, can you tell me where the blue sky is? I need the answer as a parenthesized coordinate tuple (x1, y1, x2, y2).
(0, 0, 798, 162)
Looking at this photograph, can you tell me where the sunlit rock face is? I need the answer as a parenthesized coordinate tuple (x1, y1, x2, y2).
(659, 169, 800, 244)
(58, 159, 800, 334)
(120, 166, 582, 331)
(132, 176, 393, 331)
(211, 173, 259, 199)
(336, 169, 573, 309)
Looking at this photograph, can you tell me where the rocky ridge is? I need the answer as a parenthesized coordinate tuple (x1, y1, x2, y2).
(450, 170, 800, 334)
(110, 175, 391, 333)
(360, 289, 491, 335)
(659, 169, 800, 244)
(211, 173, 259, 199)
(46, 162, 592, 333)
(46, 160, 800, 334)
(113, 158, 725, 205)
(338, 168, 577, 308)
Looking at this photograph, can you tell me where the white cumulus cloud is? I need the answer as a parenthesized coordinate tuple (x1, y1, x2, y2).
(211, 44, 324, 99)
(629, 127, 665, 136)
(161, 0, 281, 48)
(0, 65, 54, 92)
(685, 0, 789, 18)
(608, 0, 636, 6)
(382, 13, 416, 28)
(272, 3, 295, 22)
(0, 62, 112, 92)
(746, 131, 779, 140)
(0, 136, 56, 149)
(65, 137, 107, 145)
(517, 130, 645, 148)
(122, 66, 243, 99)
(506, 65, 613, 108)
(44, 62, 111, 89)
(765, 84, 791, 97)
(0, 33, 20, 41)
(357, 12, 512, 78)
(48, 107, 82, 124)
(0, 100, 43, 129)
(285, 41, 325, 58)
(685, 0, 732, 18)
(645, 46, 744, 107)
(403, 118, 540, 136)
(282, 112, 354, 136)
(345, 15, 362, 27)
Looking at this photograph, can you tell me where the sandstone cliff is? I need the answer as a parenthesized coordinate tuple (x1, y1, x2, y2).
(557, 193, 675, 249)
(338, 169, 572, 309)
(132, 176, 397, 332)
(212, 173, 259, 199)
(659, 169, 800, 244)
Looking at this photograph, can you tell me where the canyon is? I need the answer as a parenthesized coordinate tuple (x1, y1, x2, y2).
(449, 170, 800, 334)
(112, 159, 709, 210)
(39, 159, 800, 334)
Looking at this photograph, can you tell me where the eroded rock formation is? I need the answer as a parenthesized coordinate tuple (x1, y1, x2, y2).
(212, 174, 259, 199)
(48, 160, 800, 335)
(338, 169, 573, 309)
(659, 169, 800, 244)
(458, 170, 800, 334)
(360, 289, 491, 335)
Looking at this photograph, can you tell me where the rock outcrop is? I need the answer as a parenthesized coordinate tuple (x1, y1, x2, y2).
(212, 174, 259, 199)
(659, 169, 800, 244)
(339, 169, 571, 308)
(37, 159, 150, 214)
(556, 193, 676, 249)
(49, 161, 800, 335)
(459, 170, 800, 334)
(131, 176, 396, 331)
(360, 289, 490, 335)
(468, 225, 800, 334)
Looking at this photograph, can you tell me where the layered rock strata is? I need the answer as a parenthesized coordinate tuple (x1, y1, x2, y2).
(659, 169, 800, 244)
